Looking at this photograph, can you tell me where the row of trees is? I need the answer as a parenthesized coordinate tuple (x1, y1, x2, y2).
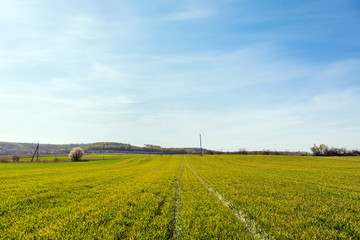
(84, 143, 201, 154)
(76, 145, 360, 157)
(310, 144, 360, 156)
(0, 142, 203, 156)
(206, 149, 308, 156)
(2, 141, 359, 158)
(0, 142, 89, 155)
(206, 145, 360, 157)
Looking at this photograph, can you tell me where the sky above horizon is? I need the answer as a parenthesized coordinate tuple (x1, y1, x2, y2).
(1, 0, 360, 151)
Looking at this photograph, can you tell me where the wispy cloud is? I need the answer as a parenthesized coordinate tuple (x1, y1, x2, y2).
(163, 9, 213, 21)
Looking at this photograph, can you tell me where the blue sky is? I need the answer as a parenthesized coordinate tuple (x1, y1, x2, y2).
(1, 0, 359, 151)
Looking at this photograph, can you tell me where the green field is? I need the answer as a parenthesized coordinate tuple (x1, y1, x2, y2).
(1, 155, 359, 239)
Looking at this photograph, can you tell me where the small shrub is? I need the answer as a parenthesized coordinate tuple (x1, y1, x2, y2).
(262, 149, 271, 155)
(69, 147, 85, 161)
(12, 155, 20, 163)
(53, 157, 59, 162)
(0, 157, 9, 163)
(350, 150, 360, 156)
(238, 148, 248, 155)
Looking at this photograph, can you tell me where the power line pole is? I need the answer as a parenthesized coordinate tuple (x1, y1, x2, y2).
(31, 143, 39, 162)
(199, 134, 203, 156)
(37, 143, 39, 161)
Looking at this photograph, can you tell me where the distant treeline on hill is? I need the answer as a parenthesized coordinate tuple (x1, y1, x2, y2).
(206, 145, 360, 156)
(0, 142, 204, 156)
(205, 149, 309, 156)
(1, 142, 358, 157)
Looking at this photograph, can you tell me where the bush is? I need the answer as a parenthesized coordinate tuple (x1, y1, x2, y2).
(238, 148, 248, 155)
(351, 150, 360, 156)
(0, 157, 9, 163)
(12, 155, 20, 163)
(262, 149, 271, 155)
(69, 147, 85, 161)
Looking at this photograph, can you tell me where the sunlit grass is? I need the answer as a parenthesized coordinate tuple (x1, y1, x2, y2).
(187, 155, 360, 239)
(1, 154, 359, 238)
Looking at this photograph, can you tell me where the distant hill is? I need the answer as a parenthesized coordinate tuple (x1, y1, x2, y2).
(0, 142, 205, 155)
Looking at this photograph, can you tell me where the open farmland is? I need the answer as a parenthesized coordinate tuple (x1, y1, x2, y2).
(1, 155, 359, 239)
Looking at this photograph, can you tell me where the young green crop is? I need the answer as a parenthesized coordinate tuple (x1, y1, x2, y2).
(179, 158, 254, 239)
(0, 155, 179, 238)
(1, 154, 359, 239)
(186, 155, 360, 239)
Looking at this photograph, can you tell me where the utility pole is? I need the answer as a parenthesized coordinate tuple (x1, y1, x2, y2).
(37, 143, 39, 161)
(199, 134, 203, 156)
(31, 143, 39, 162)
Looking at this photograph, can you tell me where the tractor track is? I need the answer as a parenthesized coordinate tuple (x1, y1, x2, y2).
(185, 160, 275, 240)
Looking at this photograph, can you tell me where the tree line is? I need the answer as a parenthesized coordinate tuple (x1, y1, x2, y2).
(1, 141, 358, 157)
(206, 145, 360, 156)
(310, 144, 360, 156)
(0, 142, 203, 156)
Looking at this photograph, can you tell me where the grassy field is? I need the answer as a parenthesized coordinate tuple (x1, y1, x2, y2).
(0, 155, 359, 239)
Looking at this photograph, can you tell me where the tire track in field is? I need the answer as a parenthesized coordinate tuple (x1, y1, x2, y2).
(185, 160, 275, 240)
(167, 159, 183, 239)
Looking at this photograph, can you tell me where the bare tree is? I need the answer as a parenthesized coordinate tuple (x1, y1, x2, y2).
(69, 147, 85, 161)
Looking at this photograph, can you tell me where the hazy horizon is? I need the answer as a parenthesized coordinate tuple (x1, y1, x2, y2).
(1, 0, 359, 151)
